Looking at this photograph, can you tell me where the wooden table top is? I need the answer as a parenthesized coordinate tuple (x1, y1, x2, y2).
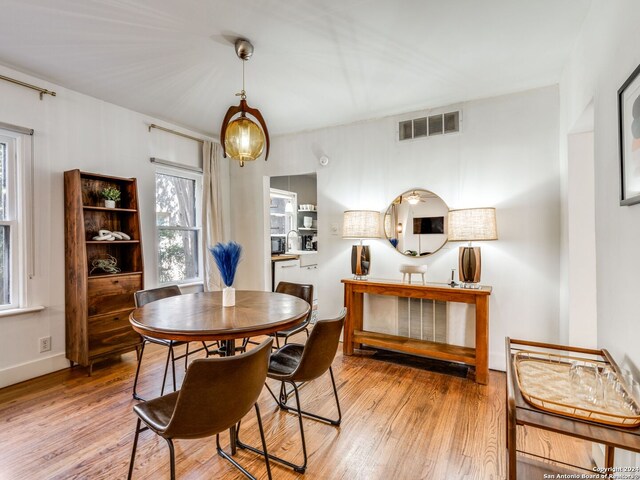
(129, 290, 310, 342)
(341, 280, 492, 296)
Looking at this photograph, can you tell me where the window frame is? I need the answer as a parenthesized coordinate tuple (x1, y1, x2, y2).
(0, 134, 21, 310)
(154, 167, 203, 286)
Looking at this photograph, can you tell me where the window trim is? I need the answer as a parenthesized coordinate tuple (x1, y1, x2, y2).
(154, 166, 203, 285)
(0, 134, 21, 310)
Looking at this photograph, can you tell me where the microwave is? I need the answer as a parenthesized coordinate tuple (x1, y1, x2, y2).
(271, 237, 285, 254)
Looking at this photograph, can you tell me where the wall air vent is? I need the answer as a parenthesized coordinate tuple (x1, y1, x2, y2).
(398, 110, 460, 141)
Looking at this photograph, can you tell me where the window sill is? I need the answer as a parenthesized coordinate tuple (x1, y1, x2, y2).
(177, 281, 204, 288)
(0, 305, 45, 318)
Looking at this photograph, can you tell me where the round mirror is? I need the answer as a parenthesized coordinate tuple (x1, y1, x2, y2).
(383, 189, 449, 257)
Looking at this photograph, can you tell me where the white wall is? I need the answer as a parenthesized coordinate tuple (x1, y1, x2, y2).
(561, 0, 640, 370)
(560, 0, 640, 468)
(231, 86, 561, 370)
(0, 64, 229, 387)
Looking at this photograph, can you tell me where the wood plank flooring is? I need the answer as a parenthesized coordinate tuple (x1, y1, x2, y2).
(0, 335, 594, 479)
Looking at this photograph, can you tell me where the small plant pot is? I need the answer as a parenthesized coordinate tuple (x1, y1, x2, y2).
(222, 286, 235, 307)
(104, 200, 116, 208)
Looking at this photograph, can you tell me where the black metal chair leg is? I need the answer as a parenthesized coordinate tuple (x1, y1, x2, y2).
(170, 344, 177, 392)
(236, 381, 307, 473)
(132, 341, 147, 400)
(184, 343, 189, 371)
(329, 366, 342, 424)
(165, 438, 176, 480)
(255, 403, 272, 480)
(266, 372, 341, 426)
(127, 418, 142, 480)
(160, 344, 172, 396)
(216, 431, 262, 480)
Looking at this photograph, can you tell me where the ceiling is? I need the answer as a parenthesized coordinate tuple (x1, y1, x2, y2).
(0, 0, 591, 136)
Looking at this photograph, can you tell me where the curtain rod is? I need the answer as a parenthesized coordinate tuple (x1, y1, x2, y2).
(148, 124, 206, 144)
(0, 121, 33, 136)
(0, 74, 56, 100)
(150, 157, 203, 173)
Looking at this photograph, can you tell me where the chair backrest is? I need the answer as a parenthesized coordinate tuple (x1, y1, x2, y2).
(163, 338, 273, 439)
(275, 281, 314, 325)
(289, 309, 346, 383)
(134, 285, 181, 307)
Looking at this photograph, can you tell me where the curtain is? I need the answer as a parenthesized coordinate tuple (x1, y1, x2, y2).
(202, 141, 224, 291)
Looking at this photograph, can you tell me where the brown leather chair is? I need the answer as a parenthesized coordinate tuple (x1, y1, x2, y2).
(274, 282, 314, 347)
(127, 338, 273, 480)
(237, 309, 346, 473)
(132, 286, 215, 401)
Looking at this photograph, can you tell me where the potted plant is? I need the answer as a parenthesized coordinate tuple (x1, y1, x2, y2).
(209, 241, 242, 307)
(101, 187, 121, 208)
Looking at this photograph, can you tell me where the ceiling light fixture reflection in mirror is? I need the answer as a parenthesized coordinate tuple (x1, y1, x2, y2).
(383, 189, 449, 257)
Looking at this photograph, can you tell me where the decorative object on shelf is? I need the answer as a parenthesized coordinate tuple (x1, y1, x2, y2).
(449, 268, 458, 287)
(303, 216, 313, 228)
(101, 186, 121, 208)
(618, 62, 640, 206)
(448, 207, 498, 288)
(89, 255, 121, 275)
(92, 229, 131, 241)
(219, 38, 269, 167)
(399, 264, 427, 284)
(383, 189, 449, 258)
(209, 241, 242, 307)
(342, 210, 380, 279)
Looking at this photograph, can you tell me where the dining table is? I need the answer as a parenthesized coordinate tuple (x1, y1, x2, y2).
(129, 289, 311, 453)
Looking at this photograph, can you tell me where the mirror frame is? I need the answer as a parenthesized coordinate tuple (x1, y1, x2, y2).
(383, 188, 449, 257)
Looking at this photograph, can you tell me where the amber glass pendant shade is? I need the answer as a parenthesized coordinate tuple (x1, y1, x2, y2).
(224, 116, 265, 165)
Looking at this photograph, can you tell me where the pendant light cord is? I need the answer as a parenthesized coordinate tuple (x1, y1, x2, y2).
(237, 59, 247, 100)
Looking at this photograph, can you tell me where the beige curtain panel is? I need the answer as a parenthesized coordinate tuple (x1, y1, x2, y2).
(202, 141, 224, 291)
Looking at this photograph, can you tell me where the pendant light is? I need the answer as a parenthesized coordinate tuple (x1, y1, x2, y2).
(220, 38, 270, 167)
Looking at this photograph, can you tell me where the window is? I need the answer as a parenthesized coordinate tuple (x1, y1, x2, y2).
(0, 135, 18, 309)
(155, 170, 202, 284)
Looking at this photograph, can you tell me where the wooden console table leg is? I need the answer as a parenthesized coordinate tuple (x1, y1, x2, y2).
(475, 295, 489, 385)
(343, 284, 363, 355)
(604, 445, 615, 470)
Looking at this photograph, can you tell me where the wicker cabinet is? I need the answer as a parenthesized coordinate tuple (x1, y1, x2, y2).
(64, 170, 144, 374)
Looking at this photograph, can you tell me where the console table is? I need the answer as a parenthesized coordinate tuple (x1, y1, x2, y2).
(342, 278, 492, 384)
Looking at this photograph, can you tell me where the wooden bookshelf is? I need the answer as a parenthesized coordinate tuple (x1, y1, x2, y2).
(64, 169, 144, 374)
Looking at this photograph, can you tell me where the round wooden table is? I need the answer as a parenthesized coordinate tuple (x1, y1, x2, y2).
(129, 289, 310, 455)
(129, 289, 310, 342)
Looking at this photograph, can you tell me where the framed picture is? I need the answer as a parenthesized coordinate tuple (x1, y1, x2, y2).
(618, 63, 640, 205)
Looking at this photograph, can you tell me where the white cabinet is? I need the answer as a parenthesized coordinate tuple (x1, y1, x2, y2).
(273, 257, 319, 321)
(274, 259, 300, 286)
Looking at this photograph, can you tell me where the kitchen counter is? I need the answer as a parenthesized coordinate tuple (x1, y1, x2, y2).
(271, 254, 299, 261)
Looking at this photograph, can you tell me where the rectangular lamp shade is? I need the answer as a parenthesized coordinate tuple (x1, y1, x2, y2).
(342, 210, 381, 239)
(448, 208, 498, 242)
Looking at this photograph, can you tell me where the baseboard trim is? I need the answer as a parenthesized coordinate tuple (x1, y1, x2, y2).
(0, 353, 69, 389)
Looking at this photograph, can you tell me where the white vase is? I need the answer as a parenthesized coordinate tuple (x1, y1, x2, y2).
(222, 286, 235, 307)
(104, 200, 115, 208)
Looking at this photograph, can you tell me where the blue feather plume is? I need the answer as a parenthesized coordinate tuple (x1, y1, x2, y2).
(209, 241, 242, 287)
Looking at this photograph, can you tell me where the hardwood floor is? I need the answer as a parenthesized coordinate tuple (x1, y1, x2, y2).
(0, 336, 594, 479)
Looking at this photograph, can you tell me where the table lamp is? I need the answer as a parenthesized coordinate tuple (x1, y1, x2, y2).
(343, 210, 380, 279)
(447, 208, 497, 288)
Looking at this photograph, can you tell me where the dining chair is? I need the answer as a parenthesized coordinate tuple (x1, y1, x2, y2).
(273, 281, 314, 348)
(132, 286, 213, 401)
(236, 309, 346, 473)
(127, 338, 273, 480)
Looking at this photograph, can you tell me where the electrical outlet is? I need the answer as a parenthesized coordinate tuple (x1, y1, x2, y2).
(39, 336, 51, 353)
